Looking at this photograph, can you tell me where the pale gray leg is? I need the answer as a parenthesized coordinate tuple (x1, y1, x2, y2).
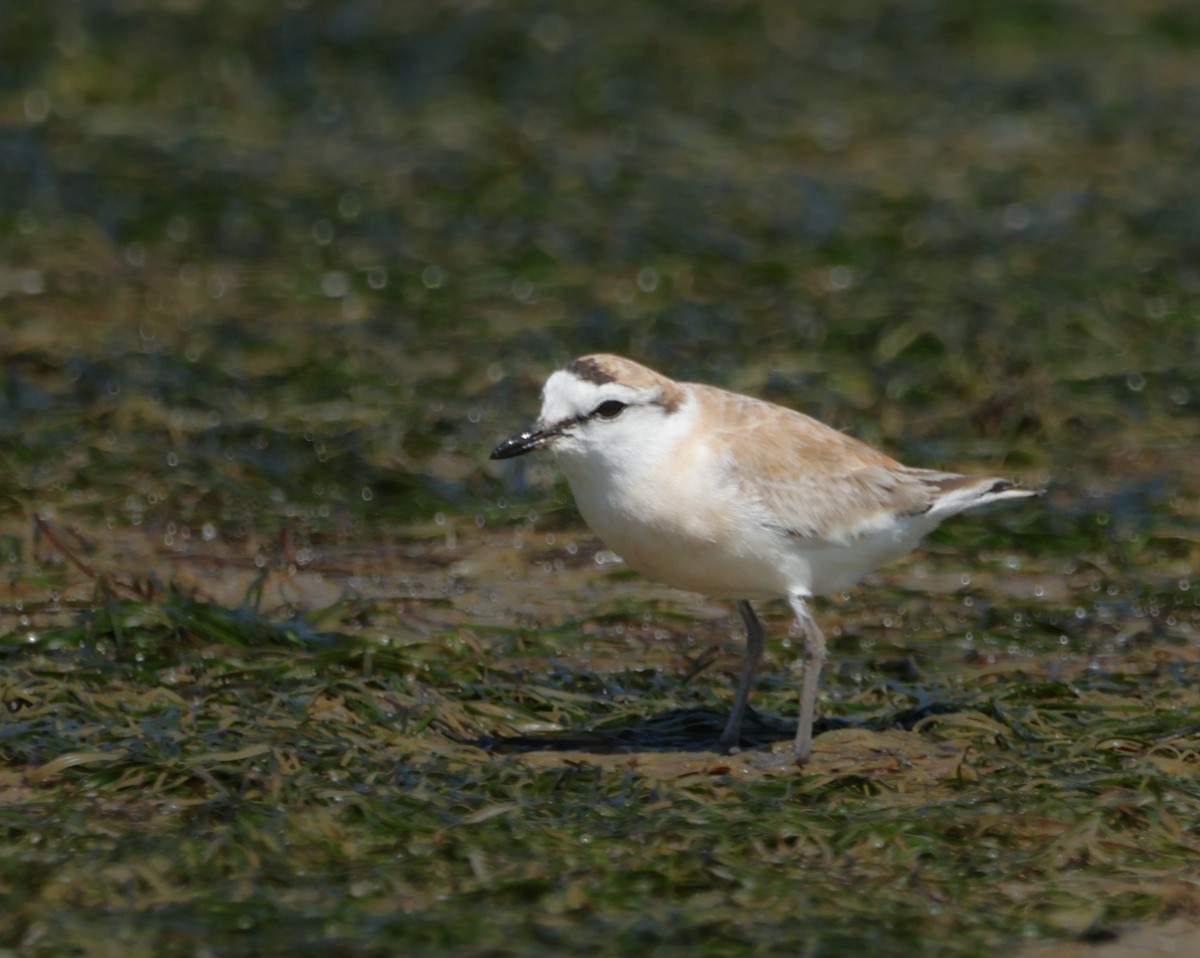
(788, 594, 827, 764)
(716, 600, 766, 753)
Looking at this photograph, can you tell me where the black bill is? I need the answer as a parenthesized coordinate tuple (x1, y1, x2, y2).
(490, 426, 558, 460)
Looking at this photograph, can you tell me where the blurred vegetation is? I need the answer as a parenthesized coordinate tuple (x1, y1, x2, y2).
(1, 0, 1199, 955)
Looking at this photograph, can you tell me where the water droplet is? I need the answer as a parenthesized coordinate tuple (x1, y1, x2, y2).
(338, 191, 362, 220)
(1003, 204, 1031, 230)
(825, 265, 853, 291)
(511, 278, 535, 302)
(531, 12, 570, 51)
(167, 215, 190, 242)
(312, 219, 334, 244)
(19, 269, 44, 295)
(24, 89, 50, 123)
(322, 272, 349, 297)
(637, 267, 659, 292)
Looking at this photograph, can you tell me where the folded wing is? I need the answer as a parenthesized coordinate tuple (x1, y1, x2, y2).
(699, 386, 1037, 544)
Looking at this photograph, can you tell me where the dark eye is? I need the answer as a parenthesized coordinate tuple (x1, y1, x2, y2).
(592, 400, 627, 420)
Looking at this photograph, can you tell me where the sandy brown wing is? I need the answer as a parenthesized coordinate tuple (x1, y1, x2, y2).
(698, 386, 935, 542)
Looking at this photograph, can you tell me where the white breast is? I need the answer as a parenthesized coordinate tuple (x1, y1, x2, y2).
(552, 397, 803, 599)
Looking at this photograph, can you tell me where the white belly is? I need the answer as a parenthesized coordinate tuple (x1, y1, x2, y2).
(563, 463, 933, 601)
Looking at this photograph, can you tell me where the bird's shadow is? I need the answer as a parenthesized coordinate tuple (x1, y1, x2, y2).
(473, 700, 964, 755)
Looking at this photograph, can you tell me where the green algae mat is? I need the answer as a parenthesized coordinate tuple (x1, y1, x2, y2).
(2, 1, 1199, 955)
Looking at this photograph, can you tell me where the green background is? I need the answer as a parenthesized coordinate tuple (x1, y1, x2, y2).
(2, 1, 1198, 955)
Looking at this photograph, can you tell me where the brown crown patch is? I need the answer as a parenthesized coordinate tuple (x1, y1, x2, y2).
(567, 354, 686, 413)
(565, 356, 618, 385)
